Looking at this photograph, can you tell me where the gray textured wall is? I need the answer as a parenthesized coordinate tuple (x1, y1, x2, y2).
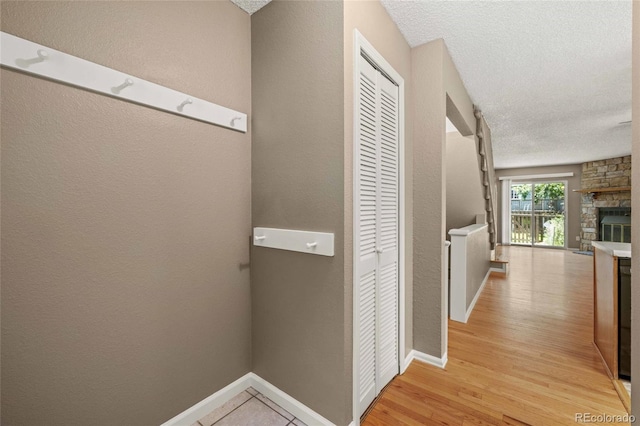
(446, 132, 486, 233)
(251, 2, 349, 424)
(1, 2, 251, 424)
(631, 0, 639, 417)
(495, 164, 582, 249)
(412, 39, 447, 359)
(465, 227, 491, 309)
(413, 39, 478, 359)
(444, 50, 476, 138)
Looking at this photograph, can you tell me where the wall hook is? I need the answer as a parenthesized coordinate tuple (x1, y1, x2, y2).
(15, 49, 48, 68)
(252, 227, 334, 256)
(111, 78, 134, 94)
(1, 32, 247, 132)
(177, 98, 193, 112)
(230, 116, 242, 127)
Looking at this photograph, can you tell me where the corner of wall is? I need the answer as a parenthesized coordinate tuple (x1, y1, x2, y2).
(251, 2, 349, 424)
(630, 0, 639, 417)
(443, 44, 475, 136)
(411, 39, 447, 358)
(412, 37, 481, 359)
(1, 2, 252, 424)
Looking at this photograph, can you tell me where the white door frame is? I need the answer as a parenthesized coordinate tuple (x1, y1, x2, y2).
(499, 172, 574, 247)
(352, 29, 405, 426)
(509, 179, 569, 249)
(501, 179, 512, 245)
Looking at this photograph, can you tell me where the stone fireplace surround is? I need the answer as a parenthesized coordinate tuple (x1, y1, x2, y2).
(580, 155, 631, 252)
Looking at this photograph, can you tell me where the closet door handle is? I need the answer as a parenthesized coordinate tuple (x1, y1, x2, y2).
(376, 247, 383, 254)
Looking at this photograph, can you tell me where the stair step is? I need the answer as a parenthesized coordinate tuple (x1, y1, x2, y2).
(490, 245, 509, 276)
(490, 261, 509, 276)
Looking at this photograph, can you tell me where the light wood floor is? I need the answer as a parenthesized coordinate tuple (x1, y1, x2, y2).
(363, 246, 629, 425)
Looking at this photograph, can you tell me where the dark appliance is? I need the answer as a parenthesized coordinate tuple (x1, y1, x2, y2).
(618, 258, 631, 379)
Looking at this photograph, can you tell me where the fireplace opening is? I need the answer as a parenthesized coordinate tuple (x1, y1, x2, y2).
(598, 207, 631, 243)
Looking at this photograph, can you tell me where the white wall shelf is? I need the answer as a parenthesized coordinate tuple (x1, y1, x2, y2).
(0, 31, 247, 132)
(253, 228, 334, 257)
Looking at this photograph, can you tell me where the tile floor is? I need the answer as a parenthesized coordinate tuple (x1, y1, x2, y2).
(191, 387, 308, 426)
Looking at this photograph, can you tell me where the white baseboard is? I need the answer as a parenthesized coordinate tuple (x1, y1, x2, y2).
(161, 372, 335, 426)
(465, 269, 491, 322)
(404, 349, 448, 370)
(160, 373, 253, 426)
(401, 353, 411, 373)
(248, 373, 334, 425)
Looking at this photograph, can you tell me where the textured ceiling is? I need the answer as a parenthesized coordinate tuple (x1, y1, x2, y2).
(230, 0, 270, 15)
(232, 0, 633, 169)
(380, 1, 633, 169)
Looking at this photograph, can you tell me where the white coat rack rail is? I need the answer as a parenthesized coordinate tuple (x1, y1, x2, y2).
(253, 228, 335, 257)
(0, 32, 247, 132)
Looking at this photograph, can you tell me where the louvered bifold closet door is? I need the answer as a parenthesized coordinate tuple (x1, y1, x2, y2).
(375, 70, 399, 394)
(356, 53, 399, 416)
(356, 55, 380, 414)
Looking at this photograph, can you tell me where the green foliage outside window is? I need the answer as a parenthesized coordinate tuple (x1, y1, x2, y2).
(512, 183, 564, 204)
(511, 182, 565, 247)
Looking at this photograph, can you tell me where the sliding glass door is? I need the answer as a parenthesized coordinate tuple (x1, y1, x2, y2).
(510, 182, 566, 247)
